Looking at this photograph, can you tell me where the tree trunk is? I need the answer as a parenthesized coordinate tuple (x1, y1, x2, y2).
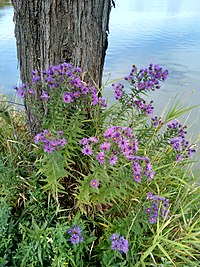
(11, 0, 112, 134)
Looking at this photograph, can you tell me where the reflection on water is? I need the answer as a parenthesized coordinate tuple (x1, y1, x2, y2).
(0, 0, 19, 95)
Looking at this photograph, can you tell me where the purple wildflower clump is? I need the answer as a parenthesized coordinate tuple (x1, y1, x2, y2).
(110, 234, 129, 254)
(146, 192, 170, 224)
(34, 130, 67, 153)
(167, 120, 196, 160)
(67, 225, 83, 245)
(132, 156, 155, 183)
(125, 63, 169, 90)
(116, 64, 168, 118)
(79, 126, 154, 183)
(29, 63, 107, 108)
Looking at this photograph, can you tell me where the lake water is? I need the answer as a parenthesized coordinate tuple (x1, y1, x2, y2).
(0, 0, 200, 145)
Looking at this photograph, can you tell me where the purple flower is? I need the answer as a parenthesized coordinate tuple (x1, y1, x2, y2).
(170, 137, 182, 151)
(58, 138, 67, 147)
(145, 207, 152, 214)
(132, 161, 142, 173)
(148, 215, 157, 224)
(91, 93, 99, 106)
(137, 82, 145, 90)
(109, 155, 118, 166)
(147, 192, 153, 200)
(89, 136, 98, 144)
(118, 138, 129, 149)
(99, 97, 107, 107)
(111, 241, 121, 251)
(151, 116, 162, 127)
(43, 144, 54, 153)
(114, 89, 123, 100)
(82, 145, 93, 155)
(79, 138, 88, 145)
(110, 234, 119, 241)
(68, 225, 83, 245)
(176, 154, 183, 162)
(63, 92, 73, 103)
(133, 173, 142, 182)
(32, 75, 40, 83)
(119, 237, 129, 254)
(28, 88, 36, 95)
(73, 91, 81, 98)
(90, 179, 99, 188)
(34, 133, 44, 143)
(17, 87, 25, 98)
(147, 171, 155, 181)
(70, 234, 83, 244)
(96, 151, 105, 164)
(100, 142, 111, 151)
(73, 225, 82, 235)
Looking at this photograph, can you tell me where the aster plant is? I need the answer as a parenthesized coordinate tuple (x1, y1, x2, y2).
(1, 63, 199, 266)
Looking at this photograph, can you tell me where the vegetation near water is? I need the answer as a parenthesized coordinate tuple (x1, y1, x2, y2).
(0, 63, 199, 266)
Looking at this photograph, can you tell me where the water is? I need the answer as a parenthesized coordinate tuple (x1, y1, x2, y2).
(0, 0, 199, 141)
(0, 0, 19, 95)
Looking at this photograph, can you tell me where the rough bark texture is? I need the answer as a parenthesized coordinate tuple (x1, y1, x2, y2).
(11, 0, 112, 133)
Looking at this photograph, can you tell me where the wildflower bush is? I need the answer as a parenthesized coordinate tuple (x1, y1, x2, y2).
(0, 63, 199, 266)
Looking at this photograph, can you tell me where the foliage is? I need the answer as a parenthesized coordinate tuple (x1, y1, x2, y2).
(0, 63, 199, 266)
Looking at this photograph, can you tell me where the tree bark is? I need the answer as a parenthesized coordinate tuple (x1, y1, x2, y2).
(11, 0, 112, 133)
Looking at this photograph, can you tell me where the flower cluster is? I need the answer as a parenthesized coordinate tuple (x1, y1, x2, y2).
(145, 192, 170, 224)
(133, 99, 154, 116)
(16, 63, 107, 107)
(112, 82, 124, 100)
(112, 64, 168, 117)
(110, 234, 129, 254)
(67, 225, 83, 245)
(124, 63, 169, 89)
(168, 120, 196, 160)
(34, 129, 67, 153)
(79, 126, 154, 183)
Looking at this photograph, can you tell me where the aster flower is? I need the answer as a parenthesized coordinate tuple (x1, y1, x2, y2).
(73, 91, 81, 98)
(82, 145, 93, 155)
(100, 141, 111, 151)
(109, 155, 118, 166)
(17, 87, 25, 98)
(70, 234, 83, 244)
(111, 241, 121, 251)
(90, 179, 99, 188)
(43, 144, 54, 153)
(148, 215, 157, 224)
(96, 151, 105, 164)
(119, 236, 129, 254)
(73, 225, 82, 235)
(110, 234, 119, 242)
(79, 138, 88, 145)
(133, 173, 142, 182)
(67, 225, 83, 245)
(28, 88, 36, 95)
(89, 136, 98, 144)
(145, 207, 152, 214)
(176, 154, 183, 162)
(63, 92, 73, 103)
